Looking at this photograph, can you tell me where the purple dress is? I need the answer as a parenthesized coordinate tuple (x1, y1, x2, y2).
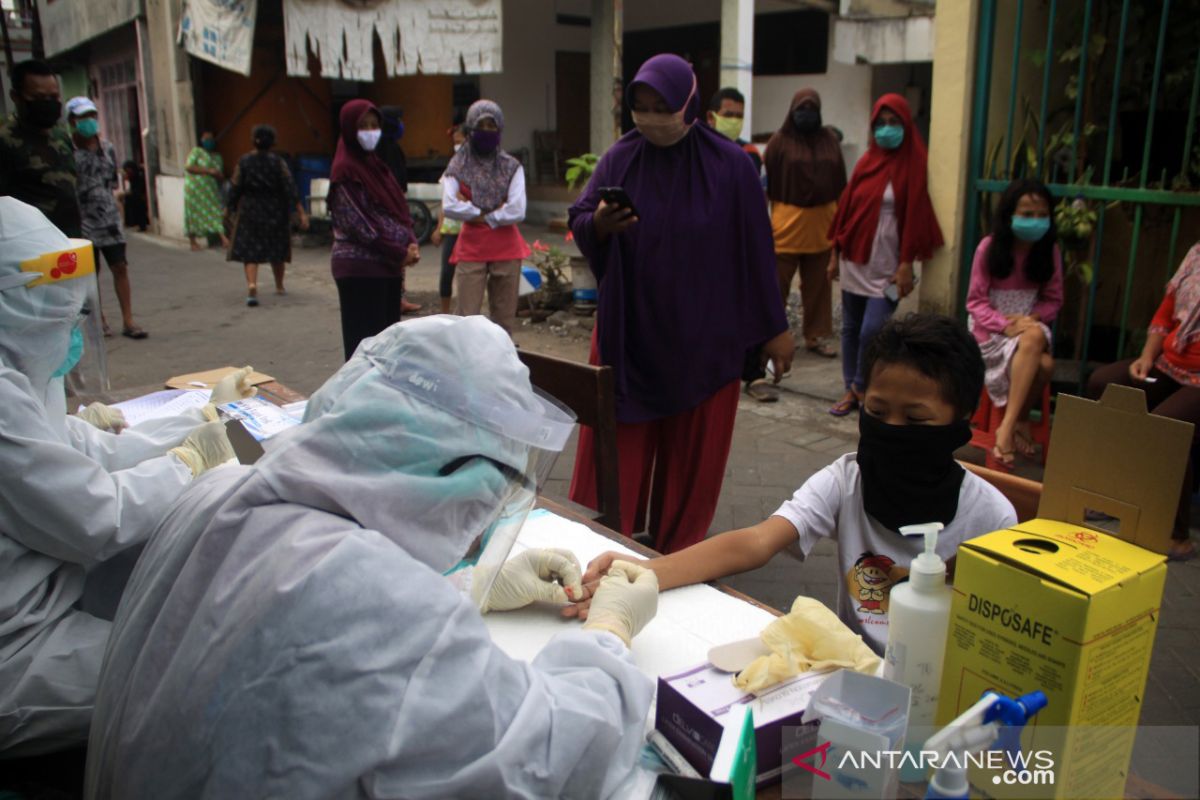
(570, 60, 786, 423)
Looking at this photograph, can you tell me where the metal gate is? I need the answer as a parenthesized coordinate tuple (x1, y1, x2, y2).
(961, 0, 1200, 388)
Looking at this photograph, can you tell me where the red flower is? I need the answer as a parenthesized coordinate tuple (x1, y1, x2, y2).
(564, 231, 574, 243)
(531, 239, 549, 252)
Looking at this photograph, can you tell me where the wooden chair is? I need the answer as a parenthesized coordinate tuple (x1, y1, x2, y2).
(962, 461, 1043, 522)
(517, 349, 622, 531)
(969, 384, 1052, 470)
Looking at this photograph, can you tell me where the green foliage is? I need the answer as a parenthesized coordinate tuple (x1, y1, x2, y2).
(565, 153, 600, 191)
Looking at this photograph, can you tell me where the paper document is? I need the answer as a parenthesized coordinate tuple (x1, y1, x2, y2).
(81, 389, 211, 428)
(218, 397, 301, 441)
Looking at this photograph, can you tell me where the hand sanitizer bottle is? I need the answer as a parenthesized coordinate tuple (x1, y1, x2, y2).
(883, 522, 951, 782)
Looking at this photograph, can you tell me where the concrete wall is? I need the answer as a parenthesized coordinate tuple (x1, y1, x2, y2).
(478, 0, 590, 160)
(155, 174, 186, 240)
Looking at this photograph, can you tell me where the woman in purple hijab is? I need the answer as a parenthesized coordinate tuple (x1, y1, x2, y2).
(568, 54, 794, 554)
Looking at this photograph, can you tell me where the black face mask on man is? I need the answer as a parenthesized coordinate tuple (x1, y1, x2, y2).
(855, 411, 972, 532)
(791, 108, 821, 133)
(21, 97, 63, 129)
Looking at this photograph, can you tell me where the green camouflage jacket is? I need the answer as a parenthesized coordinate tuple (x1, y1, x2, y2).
(0, 115, 82, 237)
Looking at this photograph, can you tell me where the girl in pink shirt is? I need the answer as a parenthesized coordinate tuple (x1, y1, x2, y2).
(966, 179, 1063, 467)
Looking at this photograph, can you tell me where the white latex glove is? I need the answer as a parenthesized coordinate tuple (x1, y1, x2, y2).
(169, 421, 236, 477)
(77, 402, 128, 434)
(210, 366, 257, 406)
(582, 560, 659, 647)
(481, 548, 584, 613)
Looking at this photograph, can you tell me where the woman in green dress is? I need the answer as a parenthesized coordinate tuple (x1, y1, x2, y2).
(185, 131, 230, 251)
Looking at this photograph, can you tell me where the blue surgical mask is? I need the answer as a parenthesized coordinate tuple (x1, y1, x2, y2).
(1011, 216, 1051, 242)
(874, 124, 904, 150)
(75, 118, 99, 138)
(52, 327, 84, 378)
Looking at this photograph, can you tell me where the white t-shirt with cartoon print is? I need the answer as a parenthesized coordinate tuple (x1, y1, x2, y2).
(771, 453, 1017, 655)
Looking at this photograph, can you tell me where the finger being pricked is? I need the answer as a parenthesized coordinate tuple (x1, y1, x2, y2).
(560, 596, 593, 620)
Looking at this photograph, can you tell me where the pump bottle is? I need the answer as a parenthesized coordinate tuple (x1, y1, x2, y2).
(883, 522, 952, 780)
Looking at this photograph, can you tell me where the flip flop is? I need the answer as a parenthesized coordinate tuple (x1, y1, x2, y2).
(1168, 540, 1197, 562)
(828, 396, 859, 417)
(121, 326, 148, 340)
(745, 379, 780, 403)
(246, 295, 259, 307)
(1013, 430, 1038, 459)
(102, 322, 114, 338)
(990, 444, 1016, 471)
(806, 342, 838, 359)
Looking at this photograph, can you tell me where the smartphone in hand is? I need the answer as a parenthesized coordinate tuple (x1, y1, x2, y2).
(599, 186, 639, 219)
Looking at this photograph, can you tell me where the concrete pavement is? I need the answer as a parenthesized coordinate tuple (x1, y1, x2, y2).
(96, 232, 1199, 732)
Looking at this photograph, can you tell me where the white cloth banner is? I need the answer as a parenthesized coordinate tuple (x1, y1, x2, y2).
(283, 0, 503, 80)
(178, 0, 259, 77)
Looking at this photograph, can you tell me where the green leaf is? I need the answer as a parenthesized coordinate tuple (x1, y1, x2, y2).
(1028, 49, 1046, 68)
(1078, 261, 1094, 284)
(1059, 45, 1082, 63)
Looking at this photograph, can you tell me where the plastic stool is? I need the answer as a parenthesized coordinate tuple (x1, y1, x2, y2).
(969, 384, 1052, 470)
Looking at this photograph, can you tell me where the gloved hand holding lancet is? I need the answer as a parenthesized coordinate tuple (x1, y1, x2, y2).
(582, 560, 659, 647)
(481, 548, 585, 612)
(169, 421, 236, 477)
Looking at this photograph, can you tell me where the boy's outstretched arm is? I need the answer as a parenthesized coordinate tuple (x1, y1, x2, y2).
(562, 517, 799, 619)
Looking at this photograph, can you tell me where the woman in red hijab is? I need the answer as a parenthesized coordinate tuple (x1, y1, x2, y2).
(827, 94, 943, 415)
(328, 99, 419, 361)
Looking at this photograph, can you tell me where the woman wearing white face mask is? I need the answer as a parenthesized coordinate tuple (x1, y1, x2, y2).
(328, 99, 421, 360)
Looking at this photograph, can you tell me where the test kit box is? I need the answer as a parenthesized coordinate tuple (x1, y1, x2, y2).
(656, 663, 827, 786)
(936, 386, 1188, 798)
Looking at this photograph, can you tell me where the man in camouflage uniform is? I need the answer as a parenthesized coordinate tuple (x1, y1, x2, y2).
(0, 59, 81, 238)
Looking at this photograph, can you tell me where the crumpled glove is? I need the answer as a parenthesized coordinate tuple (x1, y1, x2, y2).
(209, 366, 257, 406)
(481, 548, 584, 613)
(169, 421, 236, 477)
(78, 402, 128, 434)
(582, 560, 659, 647)
(732, 596, 881, 693)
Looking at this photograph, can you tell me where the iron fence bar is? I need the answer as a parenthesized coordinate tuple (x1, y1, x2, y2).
(958, 0, 998, 315)
(1035, 0, 1058, 174)
(1119, 0, 1172, 358)
(1078, 0, 1131, 388)
(1002, 0, 1025, 178)
(1166, 45, 1200, 276)
(1067, 0, 1093, 184)
(974, 179, 1200, 206)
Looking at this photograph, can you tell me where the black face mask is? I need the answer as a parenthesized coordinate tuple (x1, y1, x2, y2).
(856, 411, 972, 532)
(791, 108, 821, 133)
(21, 97, 63, 129)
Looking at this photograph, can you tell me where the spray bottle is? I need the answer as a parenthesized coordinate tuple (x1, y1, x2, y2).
(923, 690, 1048, 800)
(882, 522, 951, 781)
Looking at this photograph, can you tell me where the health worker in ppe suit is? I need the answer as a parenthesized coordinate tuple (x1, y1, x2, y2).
(85, 315, 660, 800)
(0, 197, 250, 757)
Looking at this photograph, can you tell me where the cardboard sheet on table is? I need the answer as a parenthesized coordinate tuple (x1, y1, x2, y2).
(164, 366, 275, 391)
(483, 510, 778, 679)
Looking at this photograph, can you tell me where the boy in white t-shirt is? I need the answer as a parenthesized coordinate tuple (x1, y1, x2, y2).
(570, 313, 1016, 655)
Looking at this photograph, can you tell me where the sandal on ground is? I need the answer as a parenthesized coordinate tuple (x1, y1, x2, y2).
(1013, 429, 1038, 459)
(745, 379, 780, 403)
(1168, 540, 1197, 562)
(828, 396, 859, 417)
(102, 322, 114, 338)
(991, 444, 1016, 470)
(401, 300, 423, 313)
(121, 326, 148, 340)
(275, 287, 287, 296)
(806, 341, 838, 359)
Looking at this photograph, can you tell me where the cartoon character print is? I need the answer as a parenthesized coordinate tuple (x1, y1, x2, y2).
(845, 552, 908, 615)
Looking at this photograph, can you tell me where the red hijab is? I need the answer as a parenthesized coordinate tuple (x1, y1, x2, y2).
(828, 94, 943, 264)
(330, 99, 412, 230)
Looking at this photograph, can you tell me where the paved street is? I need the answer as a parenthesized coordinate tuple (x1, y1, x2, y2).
(95, 231, 1199, 731)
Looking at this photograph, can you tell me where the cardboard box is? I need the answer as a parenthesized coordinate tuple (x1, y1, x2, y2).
(656, 663, 827, 786)
(936, 386, 1188, 798)
(937, 520, 1167, 798)
(1038, 385, 1192, 555)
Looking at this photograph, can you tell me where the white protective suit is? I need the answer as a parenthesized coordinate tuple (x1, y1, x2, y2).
(0, 199, 206, 756)
(86, 316, 655, 800)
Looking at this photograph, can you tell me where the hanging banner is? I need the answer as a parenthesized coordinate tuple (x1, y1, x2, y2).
(283, 0, 503, 80)
(178, 0, 259, 77)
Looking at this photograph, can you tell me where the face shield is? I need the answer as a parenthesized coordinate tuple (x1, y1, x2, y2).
(366, 351, 576, 610)
(0, 237, 99, 393)
(66, 266, 110, 394)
